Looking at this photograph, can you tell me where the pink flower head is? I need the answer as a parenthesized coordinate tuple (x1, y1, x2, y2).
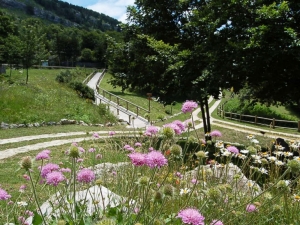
(124, 144, 131, 150)
(19, 185, 26, 192)
(41, 163, 60, 178)
(0, 188, 11, 200)
(145, 151, 168, 168)
(77, 158, 84, 163)
(46, 171, 65, 186)
(191, 178, 198, 184)
(181, 100, 198, 114)
(25, 210, 34, 217)
(164, 123, 182, 135)
(77, 168, 95, 183)
(210, 130, 222, 137)
(177, 208, 205, 225)
(227, 146, 239, 154)
(146, 126, 159, 135)
(72, 142, 78, 146)
(42, 149, 51, 154)
(128, 152, 146, 166)
(172, 120, 186, 132)
(210, 220, 224, 225)
(246, 204, 257, 212)
(35, 151, 50, 161)
(23, 174, 30, 180)
(149, 147, 154, 151)
(79, 147, 85, 153)
(88, 148, 95, 153)
(135, 142, 142, 147)
(93, 133, 99, 138)
(109, 131, 116, 136)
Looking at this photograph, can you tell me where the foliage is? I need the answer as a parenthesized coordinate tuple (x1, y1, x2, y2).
(1, 118, 300, 224)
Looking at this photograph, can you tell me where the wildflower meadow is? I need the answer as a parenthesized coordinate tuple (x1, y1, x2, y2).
(1, 100, 300, 225)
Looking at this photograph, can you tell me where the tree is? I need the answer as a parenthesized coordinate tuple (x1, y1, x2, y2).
(19, 19, 47, 84)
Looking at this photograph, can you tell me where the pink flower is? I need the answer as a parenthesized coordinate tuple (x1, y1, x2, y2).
(145, 151, 168, 168)
(128, 152, 146, 166)
(210, 220, 223, 225)
(79, 147, 85, 153)
(210, 130, 222, 137)
(89, 148, 95, 153)
(109, 131, 116, 136)
(135, 142, 142, 147)
(46, 171, 65, 186)
(191, 178, 198, 184)
(172, 120, 186, 131)
(93, 133, 99, 138)
(19, 185, 26, 193)
(181, 100, 198, 114)
(25, 210, 34, 217)
(246, 204, 257, 212)
(0, 188, 11, 200)
(35, 151, 50, 160)
(164, 123, 182, 135)
(148, 147, 154, 151)
(77, 168, 95, 183)
(227, 146, 239, 154)
(23, 174, 30, 180)
(177, 208, 205, 225)
(146, 126, 159, 135)
(77, 158, 84, 163)
(41, 163, 60, 178)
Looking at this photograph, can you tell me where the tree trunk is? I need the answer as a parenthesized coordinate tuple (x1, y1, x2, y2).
(204, 97, 211, 133)
(199, 98, 207, 134)
(26, 67, 29, 84)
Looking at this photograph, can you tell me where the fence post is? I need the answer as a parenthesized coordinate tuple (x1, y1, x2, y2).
(298, 121, 300, 132)
(126, 102, 128, 110)
(222, 110, 225, 119)
(239, 114, 242, 122)
(117, 98, 119, 115)
(272, 118, 275, 129)
(136, 107, 139, 117)
(230, 112, 232, 120)
(129, 115, 131, 124)
(255, 115, 257, 124)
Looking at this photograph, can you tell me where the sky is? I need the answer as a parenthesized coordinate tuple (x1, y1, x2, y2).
(63, 0, 135, 23)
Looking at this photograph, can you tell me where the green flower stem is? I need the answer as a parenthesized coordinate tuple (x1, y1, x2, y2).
(28, 170, 46, 225)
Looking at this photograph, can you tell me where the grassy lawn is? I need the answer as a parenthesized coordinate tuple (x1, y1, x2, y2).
(0, 68, 116, 125)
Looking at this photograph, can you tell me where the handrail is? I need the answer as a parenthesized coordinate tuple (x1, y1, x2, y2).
(97, 87, 150, 113)
(217, 106, 300, 132)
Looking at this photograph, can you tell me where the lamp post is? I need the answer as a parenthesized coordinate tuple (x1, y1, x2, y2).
(147, 93, 152, 112)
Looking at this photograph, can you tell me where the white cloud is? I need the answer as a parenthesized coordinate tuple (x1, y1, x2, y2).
(87, 0, 135, 23)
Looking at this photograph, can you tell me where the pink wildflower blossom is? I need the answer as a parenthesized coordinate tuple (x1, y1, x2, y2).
(77, 168, 95, 183)
(0, 188, 11, 200)
(172, 120, 186, 131)
(41, 163, 60, 178)
(146, 126, 159, 135)
(35, 151, 50, 160)
(246, 204, 257, 212)
(135, 142, 142, 147)
(210, 220, 224, 225)
(128, 152, 146, 166)
(109, 131, 116, 136)
(227, 146, 239, 154)
(177, 208, 205, 225)
(46, 171, 65, 186)
(145, 151, 168, 168)
(210, 130, 222, 137)
(181, 100, 198, 114)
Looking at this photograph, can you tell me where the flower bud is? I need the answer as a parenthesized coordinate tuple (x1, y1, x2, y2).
(21, 156, 32, 171)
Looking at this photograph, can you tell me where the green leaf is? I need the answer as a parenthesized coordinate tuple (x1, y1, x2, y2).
(32, 211, 43, 225)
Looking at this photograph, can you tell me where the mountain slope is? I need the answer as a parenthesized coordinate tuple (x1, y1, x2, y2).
(0, 0, 121, 31)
